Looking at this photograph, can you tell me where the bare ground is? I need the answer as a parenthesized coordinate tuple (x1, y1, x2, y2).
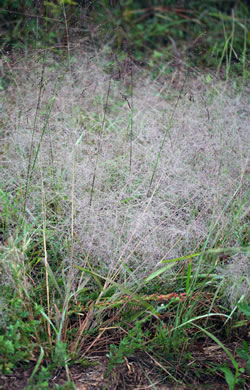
(1, 338, 249, 390)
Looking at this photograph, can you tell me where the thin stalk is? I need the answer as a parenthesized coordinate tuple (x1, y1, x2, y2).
(147, 72, 187, 197)
(68, 147, 76, 299)
(89, 75, 112, 207)
(242, 20, 247, 88)
(216, 14, 231, 78)
(23, 54, 46, 212)
(57, 4, 73, 381)
(226, 9, 235, 80)
(23, 76, 62, 215)
(129, 68, 134, 172)
(41, 178, 51, 345)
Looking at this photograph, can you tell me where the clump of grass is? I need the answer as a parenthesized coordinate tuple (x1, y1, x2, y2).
(0, 47, 249, 387)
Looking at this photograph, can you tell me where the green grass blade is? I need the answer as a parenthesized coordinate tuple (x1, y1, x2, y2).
(29, 346, 44, 381)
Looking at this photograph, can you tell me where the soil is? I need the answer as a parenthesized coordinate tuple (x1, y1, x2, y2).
(0, 347, 249, 390)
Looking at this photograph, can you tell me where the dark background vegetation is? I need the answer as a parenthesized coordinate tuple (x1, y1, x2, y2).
(0, 0, 249, 71)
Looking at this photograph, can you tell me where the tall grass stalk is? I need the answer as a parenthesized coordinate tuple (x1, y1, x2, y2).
(89, 75, 112, 207)
(147, 72, 187, 197)
(41, 177, 51, 345)
(129, 69, 134, 172)
(241, 21, 248, 88)
(227, 9, 236, 80)
(23, 56, 46, 212)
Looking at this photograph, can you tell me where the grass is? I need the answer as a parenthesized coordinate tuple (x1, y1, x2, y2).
(0, 44, 249, 389)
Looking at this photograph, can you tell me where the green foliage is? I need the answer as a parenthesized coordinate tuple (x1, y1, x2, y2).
(151, 322, 190, 363)
(94, 0, 249, 75)
(0, 0, 78, 51)
(237, 340, 250, 375)
(220, 362, 246, 390)
(219, 301, 250, 389)
(236, 301, 250, 375)
(0, 298, 41, 374)
(220, 366, 241, 390)
(54, 341, 69, 367)
(54, 382, 75, 390)
(238, 301, 250, 316)
(25, 365, 75, 389)
(106, 321, 148, 373)
(25, 365, 51, 389)
(1, 1, 248, 76)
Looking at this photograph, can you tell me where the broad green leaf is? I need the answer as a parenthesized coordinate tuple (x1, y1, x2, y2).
(237, 302, 250, 316)
(220, 367, 235, 390)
